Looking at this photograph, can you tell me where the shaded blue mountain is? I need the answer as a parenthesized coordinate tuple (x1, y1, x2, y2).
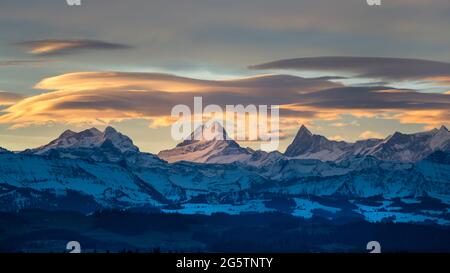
(0, 126, 449, 226)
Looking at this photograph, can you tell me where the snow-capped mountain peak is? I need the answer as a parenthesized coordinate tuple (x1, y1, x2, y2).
(158, 122, 252, 163)
(27, 126, 139, 155)
(285, 125, 316, 157)
(102, 126, 139, 153)
(177, 121, 229, 147)
(284, 125, 350, 161)
(284, 124, 450, 162)
(59, 129, 77, 139)
(429, 125, 450, 150)
(366, 126, 450, 162)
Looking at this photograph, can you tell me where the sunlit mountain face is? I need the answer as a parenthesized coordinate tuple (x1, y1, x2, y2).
(1, 0, 450, 253)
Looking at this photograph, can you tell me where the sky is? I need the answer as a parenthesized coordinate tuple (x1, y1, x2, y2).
(0, 0, 450, 153)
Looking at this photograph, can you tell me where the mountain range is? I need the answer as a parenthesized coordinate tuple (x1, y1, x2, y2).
(159, 122, 450, 164)
(1, 124, 450, 225)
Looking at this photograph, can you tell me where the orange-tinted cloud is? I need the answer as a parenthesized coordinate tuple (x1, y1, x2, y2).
(0, 72, 339, 128)
(0, 71, 449, 131)
(0, 91, 24, 106)
(359, 131, 384, 139)
(423, 76, 450, 86)
(35, 72, 338, 93)
(329, 135, 345, 141)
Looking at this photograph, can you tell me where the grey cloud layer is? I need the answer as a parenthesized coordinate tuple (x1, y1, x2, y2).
(0, 60, 45, 66)
(2, 0, 450, 67)
(296, 86, 450, 110)
(250, 57, 450, 81)
(16, 39, 131, 56)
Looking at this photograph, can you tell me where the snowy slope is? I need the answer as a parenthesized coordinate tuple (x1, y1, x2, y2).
(159, 123, 450, 165)
(284, 125, 450, 163)
(0, 126, 449, 222)
(26, 126, 139, 155)
(0, 153, 166, 212)
(362, 126, 450, 162)
(21, 127, 160, 165)
(158, 122, 253, 163)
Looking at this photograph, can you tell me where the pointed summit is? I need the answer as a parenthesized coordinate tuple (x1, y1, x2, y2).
(195, 121, 228, 141)
(178, 121, 229, 147)
(158, 121, 252, 163)
(284, 125, 315, 157)
(439, 125, 449, 132)
(284, 124, 358, 161)
(298, 124, 312, 137)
